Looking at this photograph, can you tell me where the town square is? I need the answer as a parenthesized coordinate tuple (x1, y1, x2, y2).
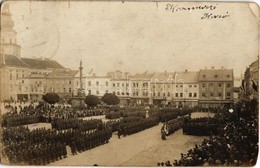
(0, 1, 259, 167)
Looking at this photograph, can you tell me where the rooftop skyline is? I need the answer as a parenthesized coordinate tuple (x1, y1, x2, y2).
(3, 1, 259, 76)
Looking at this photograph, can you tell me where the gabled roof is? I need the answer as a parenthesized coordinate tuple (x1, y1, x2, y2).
(21, 58, 64, 69)
(199, 69, 233, 81)
(3, 55, 28, 67)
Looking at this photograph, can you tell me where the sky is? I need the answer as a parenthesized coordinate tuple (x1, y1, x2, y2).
(3, 0, 259, 76)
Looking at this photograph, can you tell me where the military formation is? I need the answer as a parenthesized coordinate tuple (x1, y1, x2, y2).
(161, 115, 189, 137)
(51, 118, 103, 131)
(2, 125, 112, 165)
(182, 117, 219, 136)
(118, 117, 159, 138)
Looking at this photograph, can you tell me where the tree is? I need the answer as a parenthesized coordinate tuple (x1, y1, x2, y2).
(42, 93, 60, 105)
(84, 95, 101, 107)
(101, 93, 120, 105)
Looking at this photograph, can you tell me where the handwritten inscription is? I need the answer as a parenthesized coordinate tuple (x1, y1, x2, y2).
(165, 4, 230, 20)
(201, 12, 230, 19)
(165, 4, 217, 12)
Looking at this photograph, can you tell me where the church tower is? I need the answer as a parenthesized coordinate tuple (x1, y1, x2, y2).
(0, 2, 21, 64)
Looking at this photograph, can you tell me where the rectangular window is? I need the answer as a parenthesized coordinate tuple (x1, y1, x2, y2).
(117, 83, 120, 87)
(96, 91, 99, 95)
(88, 81, 91, 86)
(117, 91, 120, 95)
(218, 83, 222, 87)
(218, 93, 222, 97)
(194, 85, 197, 87)
(189, 85, 192, 88)
(175, 93, 178, 97)
(96, 81, 99, 86)
(227, 83, 231, 88)
(10, 73, 12, 80)
(210, 93, 214, 97)
(113, 83, 115, 87)
(167, 92, 171, 97)
(180, 85, 183, 88)
(136, 91, 139, 96)
(202, 83, 206, 88)
(180, 93, 183, 97)
(158, 92, 160, 96)
(69, 88, 72, 93)
(176, 85, 179, 88)
(193, 93, 197, 97)
(227, 92, 231, 97)
(189, 93, 192, 97)
(106, 90, 108, 93)
(163, 92, 165, 97)
(122, 83, 124, 87)
(122, 92, 125, 95)
(202, 93, 206, 97)
(106, 81, 109, 86)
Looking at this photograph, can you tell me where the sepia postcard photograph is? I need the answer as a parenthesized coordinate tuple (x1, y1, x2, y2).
(0, 0, 259, 166)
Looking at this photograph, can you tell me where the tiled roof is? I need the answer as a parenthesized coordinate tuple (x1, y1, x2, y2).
(151, 72, 175, 81)
(132, 72, 154, 80)
(175, 71, 199, 83)
(199, 69, 233, 81)
(21, 58, 64, 69)
(3, 55, 28, 67)
(46, 70, 79, 78)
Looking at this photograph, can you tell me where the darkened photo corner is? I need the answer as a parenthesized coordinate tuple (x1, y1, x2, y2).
(0, 0, 259, 166)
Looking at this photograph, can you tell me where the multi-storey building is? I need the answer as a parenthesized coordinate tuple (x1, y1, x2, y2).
(150, 71, 175, 105)
(198, 67, 234, 108)
(85, 73, 111, 97)
(173, 71, 199, 108)
(108, 70, 131, 105)
(249, 58, 259, 100)
(0, 4, 84, 102)
(130, 72, 154, 105)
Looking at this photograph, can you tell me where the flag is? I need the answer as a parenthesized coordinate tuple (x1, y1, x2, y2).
(88, 68, 94, 75)
(240, 79, 245, 92)
(251, 79, 258, 92)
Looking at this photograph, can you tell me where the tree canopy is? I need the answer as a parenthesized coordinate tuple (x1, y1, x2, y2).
(101, 93, 120, 105)
(84, 95, 101, 107)
(42, 93, 60, 105)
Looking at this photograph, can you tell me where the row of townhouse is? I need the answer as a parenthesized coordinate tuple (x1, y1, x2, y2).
(86, 68, 234, 108)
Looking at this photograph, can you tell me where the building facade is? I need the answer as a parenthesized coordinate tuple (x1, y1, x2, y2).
(198, 67, 234, 108)
(0, 4, 84, 102)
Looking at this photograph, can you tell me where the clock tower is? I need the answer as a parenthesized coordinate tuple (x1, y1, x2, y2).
(0, 2, 21, 63)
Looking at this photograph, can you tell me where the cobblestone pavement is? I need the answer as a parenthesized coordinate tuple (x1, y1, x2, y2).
(49, 124, 207, 166)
